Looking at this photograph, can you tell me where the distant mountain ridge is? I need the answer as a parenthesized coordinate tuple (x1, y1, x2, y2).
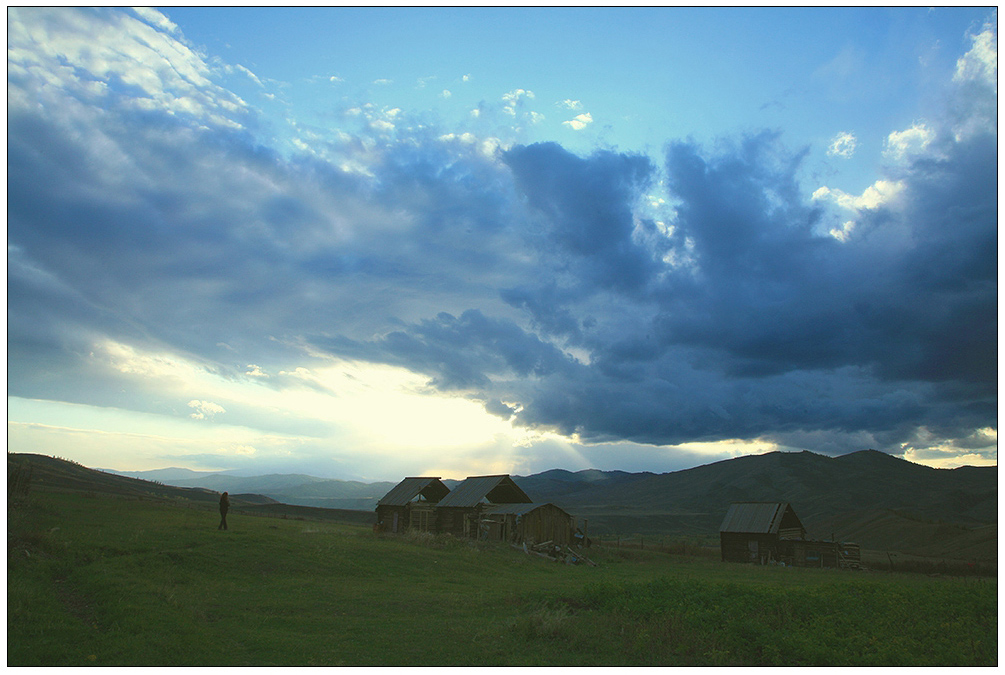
(28, 449, 997, 559)
(109, 468, 398, 511)
(513, 450, 996, 558)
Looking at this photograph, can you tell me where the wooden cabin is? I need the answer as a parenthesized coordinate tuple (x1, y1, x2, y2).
(433, 475, 532, 538)
(375, 477, 450, 534)
(720, 501, 861, 569)
(480, 502, 575, 546)
(719, 502, 806, 565)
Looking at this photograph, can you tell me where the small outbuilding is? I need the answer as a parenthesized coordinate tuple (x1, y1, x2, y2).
(720, 501, 861, 569)
(375, 477, 450, 534)
(719, 502, 806, 565)
(480, 502, 575, 546)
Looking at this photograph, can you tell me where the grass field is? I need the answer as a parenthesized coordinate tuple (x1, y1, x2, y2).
(8, 491, 997, 666)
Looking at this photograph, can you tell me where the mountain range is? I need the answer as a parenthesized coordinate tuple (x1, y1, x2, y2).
(16, 449, 996, 560)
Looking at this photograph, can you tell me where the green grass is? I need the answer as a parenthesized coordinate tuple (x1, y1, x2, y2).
(8, 491, 997, 666)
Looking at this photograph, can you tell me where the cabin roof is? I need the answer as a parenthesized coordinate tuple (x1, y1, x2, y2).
(436, 475, 532, 508)
(377, 477, 450, 506)
(483, 502, 565, 517)
(719, 502, 804, 535)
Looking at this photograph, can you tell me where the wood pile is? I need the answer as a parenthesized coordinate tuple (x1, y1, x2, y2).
(512, 540, 598, 566)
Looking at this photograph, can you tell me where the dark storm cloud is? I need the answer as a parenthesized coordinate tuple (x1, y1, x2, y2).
(321, 125, 995, 452)
(317, 309, 579, 392)
(7, 7, 996, 461)
(503, 142, 657, 296)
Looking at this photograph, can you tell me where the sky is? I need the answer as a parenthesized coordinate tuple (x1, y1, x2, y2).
(6, 7, 998, 481)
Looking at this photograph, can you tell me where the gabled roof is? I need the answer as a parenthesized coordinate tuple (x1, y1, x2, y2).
(720, 502, 805, 535)
(483, 502, 566, 517)
(436, 475, 532, 508)
(377, 477, 450, 506)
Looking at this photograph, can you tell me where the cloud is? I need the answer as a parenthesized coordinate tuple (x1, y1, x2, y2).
(811, 179, 906, 233)
(883, 122, 935, 162)
(6, 8, 997, 473)
(954, 20, 997, 87)
(502, 88, 535, 115)
(562, 112, 594, 131)
(130, 6, 179, 34)
(826, 131, 856, 158)
(559, 99, 582, 110)
(7, 7, 248, 129)
(188, 400, 226, 420)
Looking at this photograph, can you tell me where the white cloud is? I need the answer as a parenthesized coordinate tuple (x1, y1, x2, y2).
(828, 220, 856, 242)
(883, 122, 935, 162)
(373, 78, 392, 85)
(232, 63, 264, 88)
(826, 131, 857, 158)
(812, 180, 905, 212)
(559, 99, 582, 110)
(130, 6, 178, 34)
(502, 88, 535, 115)
(813, 180, 906, 240)
(562, 112, 594, 131)
(442, 89, 452, 98)
(7, 8, 247, 128)
(954, 21, 997, 88)
(188, 399, 226, 420)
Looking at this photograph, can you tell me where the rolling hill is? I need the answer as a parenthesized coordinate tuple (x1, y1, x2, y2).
(109, 468, 398, 511)
(10, 449, 996, 559)
(511, 450, 997, 558)
(6, 453, 373, 526)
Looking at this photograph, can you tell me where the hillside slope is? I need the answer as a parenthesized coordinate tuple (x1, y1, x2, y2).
(543, 450, 994, 518)
(8, 453, 277, 508)
(112, 469, 397, 510)
(513, 450, 996, 558)
(13, 450, 996, 559)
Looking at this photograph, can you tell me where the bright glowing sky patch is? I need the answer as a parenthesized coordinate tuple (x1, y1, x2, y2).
(7, 7, 997, 479)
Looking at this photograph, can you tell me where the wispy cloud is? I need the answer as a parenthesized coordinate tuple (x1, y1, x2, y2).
(6, 8, 997, 475)
(826, 131, 857, 157)
(502, 88, 535, 115)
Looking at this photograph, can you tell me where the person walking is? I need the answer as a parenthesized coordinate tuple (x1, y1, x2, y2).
(218, 491, 230, 530)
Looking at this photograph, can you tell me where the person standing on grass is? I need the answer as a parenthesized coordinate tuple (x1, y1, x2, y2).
(218, 491, 230, 530)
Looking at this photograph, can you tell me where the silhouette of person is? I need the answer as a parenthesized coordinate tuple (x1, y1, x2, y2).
(218, 491, 230, 530)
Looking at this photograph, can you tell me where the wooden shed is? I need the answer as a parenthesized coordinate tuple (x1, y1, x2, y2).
(719, 502, 806, 565)
(375, 477, 450, 534)
(720, 502, 861, 569)
(480, 502, 575, 546)
(433, 475, 532, 538)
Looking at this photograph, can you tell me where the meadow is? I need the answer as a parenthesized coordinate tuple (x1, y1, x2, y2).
(8, 491, 997, 666)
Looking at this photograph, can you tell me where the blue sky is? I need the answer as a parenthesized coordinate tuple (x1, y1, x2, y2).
(7, 7, 997, 480)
